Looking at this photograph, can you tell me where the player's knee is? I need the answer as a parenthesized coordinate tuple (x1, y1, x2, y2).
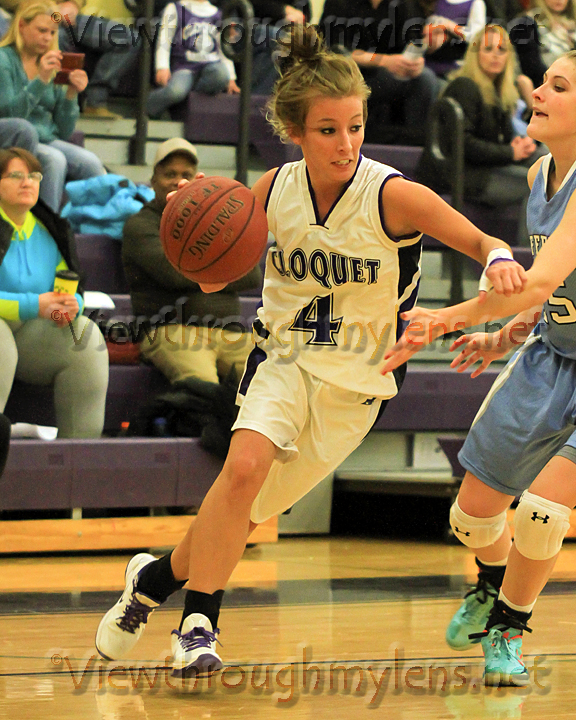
(449, 497, 507, 548)
(224, 452, 268, 503)
(513, 490, 571, 560)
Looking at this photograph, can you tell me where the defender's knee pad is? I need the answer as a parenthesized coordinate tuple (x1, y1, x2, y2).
(449, 498, 508, 548)
(513, 490, 571, 561)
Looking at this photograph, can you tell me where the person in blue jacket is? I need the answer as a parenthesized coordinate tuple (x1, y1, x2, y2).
(0, 146, 108, 437)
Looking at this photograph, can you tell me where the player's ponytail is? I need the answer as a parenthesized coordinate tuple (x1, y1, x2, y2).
(267, 24, 370, 142)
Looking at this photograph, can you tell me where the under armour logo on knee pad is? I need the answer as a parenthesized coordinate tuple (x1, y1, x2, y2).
(454, 526, 471, 536)
(531, 512, 550, 523)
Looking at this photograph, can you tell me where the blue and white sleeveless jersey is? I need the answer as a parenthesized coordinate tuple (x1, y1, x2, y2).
(528, 154, 576, 358)
(258, 155, 422, 398)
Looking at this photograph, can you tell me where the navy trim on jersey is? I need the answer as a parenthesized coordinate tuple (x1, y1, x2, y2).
(305, 154, 362, 227)
(239, 345, 268, 397)
(253, 318, 270, 339)
(378, 175, 421, 242)
(264, 166, 283, 212)
(369, 363, 406, 427)
(396, 242, 422, 341)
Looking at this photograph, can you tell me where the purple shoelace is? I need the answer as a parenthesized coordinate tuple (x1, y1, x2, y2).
(117, 597, 154, 634)
(176, 626, 221, 651)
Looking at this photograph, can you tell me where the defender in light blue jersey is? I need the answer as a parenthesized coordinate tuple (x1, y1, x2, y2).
(382, 48, 576, 687)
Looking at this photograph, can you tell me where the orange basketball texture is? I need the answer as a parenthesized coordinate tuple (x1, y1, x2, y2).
(160, 176, 268, 284)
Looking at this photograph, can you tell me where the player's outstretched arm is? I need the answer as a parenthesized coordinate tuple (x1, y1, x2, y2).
(381, 190, 576, 374)
(449, 305, 542, 377)
(381, 178, 527, 301)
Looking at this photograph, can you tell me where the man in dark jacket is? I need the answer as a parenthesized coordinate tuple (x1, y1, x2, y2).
(122, 138, 262, 387)
(319, 0, 439, 144)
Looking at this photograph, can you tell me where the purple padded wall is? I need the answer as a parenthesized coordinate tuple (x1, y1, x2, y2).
(0, 440, 73, 509)
(1, 438, 223, 510)
(71, 438, 179, 508)
(177, 438, 223, 507)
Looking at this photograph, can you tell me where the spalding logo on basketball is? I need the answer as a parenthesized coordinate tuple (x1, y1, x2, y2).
(160, 176, 268, 285)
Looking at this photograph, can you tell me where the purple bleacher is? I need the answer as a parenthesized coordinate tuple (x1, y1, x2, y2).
(422, 200, 525, 249)
(75, 234, 128, 294)
(92, 293, 260, 334)
(68, 130, 84, 147)
(0, 438, 223, 510)
(104, 364, 169, 431)
(4, 364, 169, 434)
(437, 435, 466, 478)
(361, 144, 423, 177)
(182, 92, 269, 144)
(374, 365, 499, 431)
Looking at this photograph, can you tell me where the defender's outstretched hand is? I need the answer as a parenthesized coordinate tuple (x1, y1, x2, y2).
(381, 306, 448, 374)
(449, 332, 510, 377)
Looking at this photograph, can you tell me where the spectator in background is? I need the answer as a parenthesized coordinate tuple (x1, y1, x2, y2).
(56, 0, 141, 119)
(122, 138, 261, 387)
(0, 117, 70, 211)
(412, 0, 488, 78)
(0, 0, 106, 212)
(0, 0, 18, 38)
(514, 0, 576, 88)
(416, 25, 546, 245)
(214, 0, 310, 95)
(147, 0, 240, 119)
(319, 0, 440, 144)
(0, 147, 108, 438)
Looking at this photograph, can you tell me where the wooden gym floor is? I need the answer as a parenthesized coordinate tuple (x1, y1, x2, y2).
(2, 536, 576, 719)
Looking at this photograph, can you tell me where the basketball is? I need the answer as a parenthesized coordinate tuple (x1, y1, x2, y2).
(160, 176, 268, 285)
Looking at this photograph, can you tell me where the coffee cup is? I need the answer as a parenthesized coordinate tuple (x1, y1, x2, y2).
(54, 270, 79, 296)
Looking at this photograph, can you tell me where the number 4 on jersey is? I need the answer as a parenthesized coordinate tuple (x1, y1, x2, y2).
(289, 294, 343, 346)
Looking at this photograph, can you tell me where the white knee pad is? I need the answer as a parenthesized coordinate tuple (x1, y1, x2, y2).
(449, 498, 508, 548)
(513, 490, 572, 561)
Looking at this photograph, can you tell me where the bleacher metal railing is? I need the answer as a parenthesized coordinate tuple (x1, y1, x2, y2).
(221, 0, 254, 186)
(129, 0, 255, 184)
(429, 96, 465, 305)
(129, 0, 154, 165)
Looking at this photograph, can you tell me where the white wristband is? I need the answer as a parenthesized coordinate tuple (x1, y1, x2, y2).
(479, 248, 515, 293)
(486, 248, 514, 266)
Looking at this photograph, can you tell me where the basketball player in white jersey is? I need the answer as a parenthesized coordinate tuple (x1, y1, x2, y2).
(94, 25, 527, 677)
(382, 51, 576, 686)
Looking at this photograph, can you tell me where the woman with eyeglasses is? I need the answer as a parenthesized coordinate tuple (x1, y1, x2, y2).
(0, 146, 108, 437)
(0, 0, 106, 212)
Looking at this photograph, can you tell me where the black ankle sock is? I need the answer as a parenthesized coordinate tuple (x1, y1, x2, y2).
(476, 558, 506, 591)
(180, 589, 225, 631)
(136, 552, 187, 604)
(486, 598, 532, 633)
